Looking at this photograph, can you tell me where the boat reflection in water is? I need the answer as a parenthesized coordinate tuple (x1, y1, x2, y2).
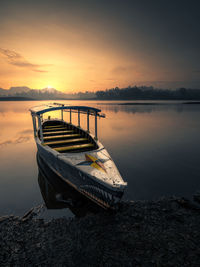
(37, 153, 110, 217)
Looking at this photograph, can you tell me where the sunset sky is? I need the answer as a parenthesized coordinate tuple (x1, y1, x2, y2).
(0, 0, 200, 92)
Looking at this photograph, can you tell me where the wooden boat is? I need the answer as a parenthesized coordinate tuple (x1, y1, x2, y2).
(30, 103, 127, 208)
(37, 152, 109, 216)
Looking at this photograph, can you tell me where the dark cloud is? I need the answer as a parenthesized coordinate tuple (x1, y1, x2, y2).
(0, 48, 50, 72)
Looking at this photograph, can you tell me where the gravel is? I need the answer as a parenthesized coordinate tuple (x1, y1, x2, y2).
(0, 196, 200, 266)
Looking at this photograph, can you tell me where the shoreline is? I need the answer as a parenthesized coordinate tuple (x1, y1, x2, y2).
(1, 195, 200, 266)
(1, 97, 200, 104)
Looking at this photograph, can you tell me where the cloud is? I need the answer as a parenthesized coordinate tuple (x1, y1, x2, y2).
(111, 65, 137, 76)
(0, 48, 50, 72)
(32, 69, 48, 73)
(105, 78, 116, 81)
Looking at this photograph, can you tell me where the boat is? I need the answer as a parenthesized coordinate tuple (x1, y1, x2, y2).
(30, 103, 127, 208)
(37, 152, 107, 216)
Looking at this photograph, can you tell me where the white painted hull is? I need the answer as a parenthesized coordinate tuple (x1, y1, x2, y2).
(37, 142, 124, 206)
(30, 104, 127, 207)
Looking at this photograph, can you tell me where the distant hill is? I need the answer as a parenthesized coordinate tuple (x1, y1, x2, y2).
(0, 88, 8, 94)
(1, 85, 200, 100)
(9, 86, 31, 94)
(0, 87, 92, 100)
(0, 86, 66, 99)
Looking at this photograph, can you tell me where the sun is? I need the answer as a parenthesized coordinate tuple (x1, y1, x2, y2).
(47, 85, 53, 89)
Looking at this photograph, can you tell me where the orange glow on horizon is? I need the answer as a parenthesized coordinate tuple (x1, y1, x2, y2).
(0, 16, 159, 93)
(0, 7, 184, 93)
(1, 1, 199, 92)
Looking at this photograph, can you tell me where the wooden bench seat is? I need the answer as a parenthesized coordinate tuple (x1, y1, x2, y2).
(43, 130, 74, 135)
(54, 143, 94, 152)
(43, 133, 81, 141)
(43, 127, 68, 132)
(44, 138, 88, 146)
(44, 125, 64, 129)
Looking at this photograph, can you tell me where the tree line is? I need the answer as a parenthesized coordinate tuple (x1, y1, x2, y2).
(95, 86, 200, 100)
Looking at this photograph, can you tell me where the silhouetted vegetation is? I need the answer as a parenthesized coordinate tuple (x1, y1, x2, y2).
(96, 86, 200, 100)
(0, 87, 96, 100)
(1, 85, 200, 100)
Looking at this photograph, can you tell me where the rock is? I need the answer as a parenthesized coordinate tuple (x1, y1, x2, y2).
(175, 197, 200, 211)
(193, 192, 200, 204)
(21, 208, 35, 222)
(0, 215, 10, 224)
(0, 197, 200, 266)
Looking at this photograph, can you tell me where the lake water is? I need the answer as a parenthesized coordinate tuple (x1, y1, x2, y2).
(0, 100, 200, 218)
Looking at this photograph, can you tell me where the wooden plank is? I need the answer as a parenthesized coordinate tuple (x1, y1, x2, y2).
(43, 130, 74, 135)
(54, 143, 94, 152)
(44, 125, 64, 128)
(43, 127, 68, 132)
(44, 138, 88, 146)
(43, 134, 81, 140)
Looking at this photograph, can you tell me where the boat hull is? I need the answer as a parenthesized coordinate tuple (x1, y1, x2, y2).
(30, 104, 127, 208)
(37, 141, 124, 207)
(37, 153, 112, 214)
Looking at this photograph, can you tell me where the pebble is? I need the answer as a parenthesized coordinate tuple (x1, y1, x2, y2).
(0, 196, 200, 266)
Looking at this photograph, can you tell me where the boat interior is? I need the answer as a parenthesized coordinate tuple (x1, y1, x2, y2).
(39, 120, 98, 153)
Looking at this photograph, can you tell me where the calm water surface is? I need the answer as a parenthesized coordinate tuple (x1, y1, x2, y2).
(0, 100, 200, 217)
